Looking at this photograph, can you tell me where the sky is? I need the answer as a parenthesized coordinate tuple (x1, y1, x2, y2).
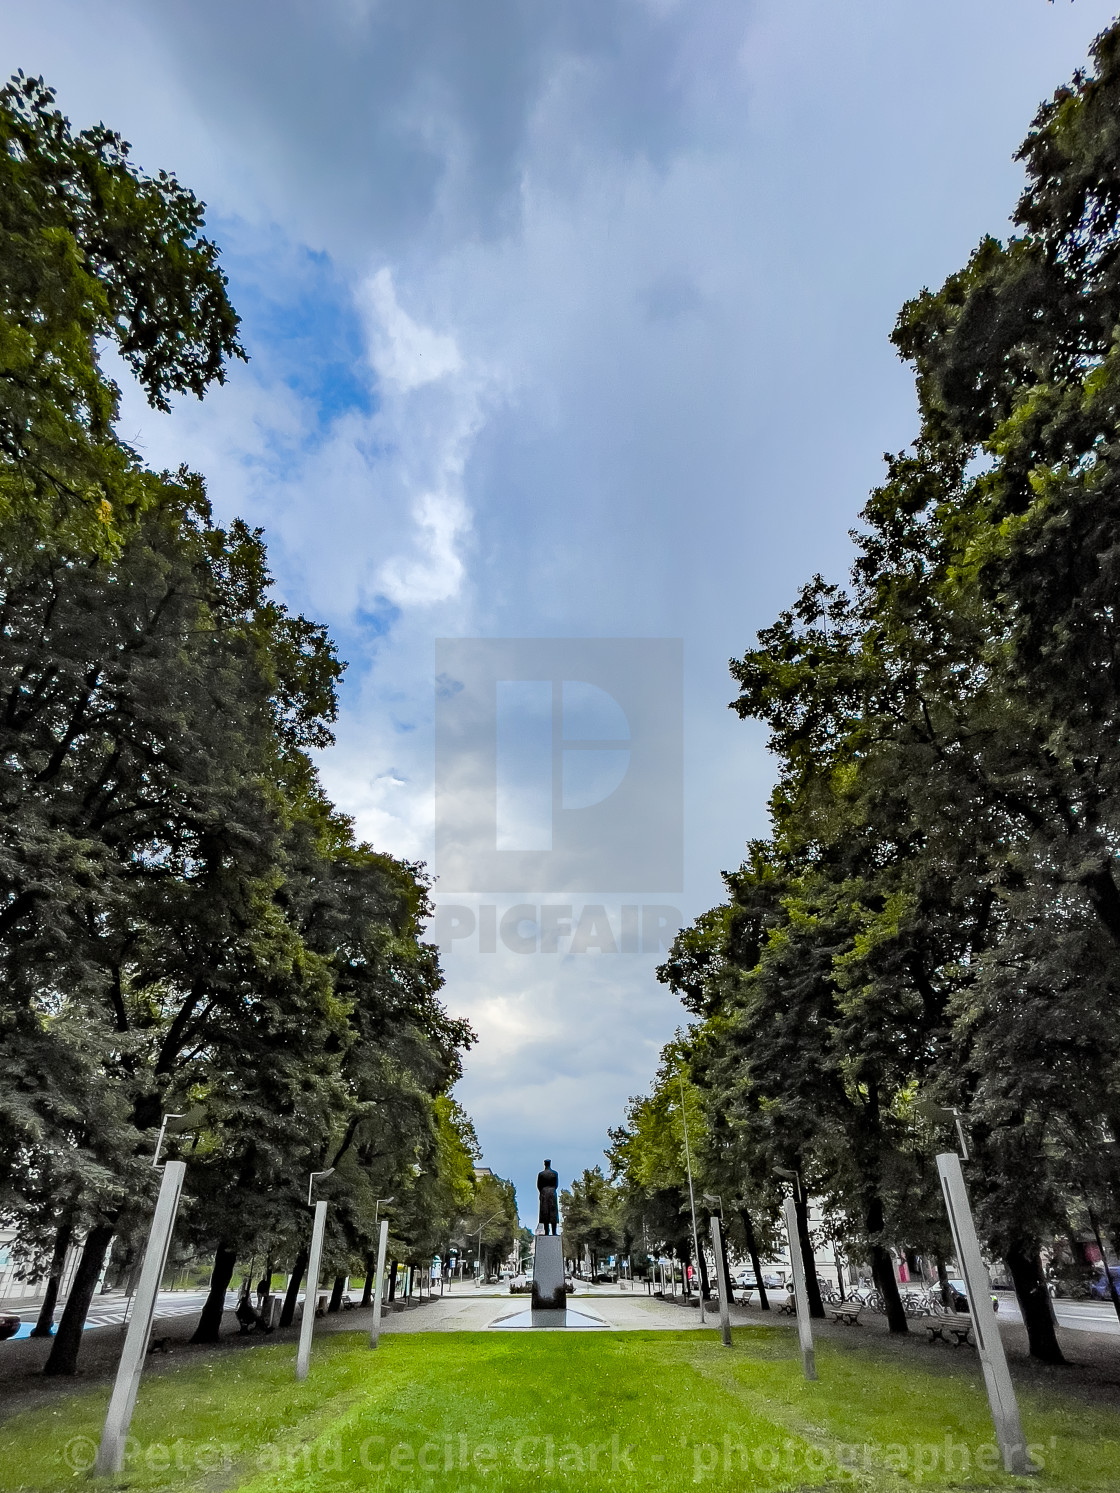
(6, 0, 1118, 1222)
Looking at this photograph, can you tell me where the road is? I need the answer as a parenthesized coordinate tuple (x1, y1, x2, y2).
(3, 1289, 237, 1340)
(992, 1290, 1119, 1336)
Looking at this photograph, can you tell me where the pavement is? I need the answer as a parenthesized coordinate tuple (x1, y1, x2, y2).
(374, 1284, 735, 1333)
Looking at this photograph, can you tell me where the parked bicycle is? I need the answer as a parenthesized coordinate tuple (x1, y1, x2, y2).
(901, 1288, 937, 1318)
(851, 1284, 886, 1313)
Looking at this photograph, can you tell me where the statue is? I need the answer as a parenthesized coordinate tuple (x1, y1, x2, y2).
(537, 1158, 559, 1235)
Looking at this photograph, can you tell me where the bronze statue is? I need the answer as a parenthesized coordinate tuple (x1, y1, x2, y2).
(537, 1159, 559, 1235)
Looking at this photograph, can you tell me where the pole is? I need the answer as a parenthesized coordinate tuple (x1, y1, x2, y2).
(710, 1215, 732, 1348)
(937, 1153, 1032, 1474)
(296, 1200, 328, 1382)
(782, 1194, 817, 1381)
(368, 1219, 389, 1349)
(678, 1069, 705, 1325)
(95, 1162, 185, 1474)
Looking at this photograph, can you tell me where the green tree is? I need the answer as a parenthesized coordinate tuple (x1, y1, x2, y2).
(560, 1166, 621, 1278)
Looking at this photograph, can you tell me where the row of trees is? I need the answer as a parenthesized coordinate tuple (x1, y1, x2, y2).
(0, 75, 484, 1372)
(614, 21, 1120, 1364)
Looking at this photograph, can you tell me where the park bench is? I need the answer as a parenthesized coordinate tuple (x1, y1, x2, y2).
(777, 1293, 797, 1315)
(826, 1303, 863, 1326)
(924, 1310, 973, 1346)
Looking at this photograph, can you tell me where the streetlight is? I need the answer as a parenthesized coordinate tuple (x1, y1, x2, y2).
(296, 1169, 335, 1381)
(774, 1166, 802, 1201)
(775, 1169, 816, 1380)
(474, 1212, 502, 1289)
(151, 1105, 205, 1168)
(677, 1067, 705, 1325)
(367, 1198, 394, 1352)
(702, 1193, 732, 1348)
(917, 1099, 970, 1161)
(152, 1114, 184, 1169)
(94, 1156, 186, 1473)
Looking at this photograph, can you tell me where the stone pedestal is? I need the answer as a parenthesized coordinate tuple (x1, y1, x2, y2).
(531, 1233, 566, 1322)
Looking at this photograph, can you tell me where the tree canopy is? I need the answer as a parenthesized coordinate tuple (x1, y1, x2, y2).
(0, 74, 478, 1373)
(610, 17, 1120, 1363)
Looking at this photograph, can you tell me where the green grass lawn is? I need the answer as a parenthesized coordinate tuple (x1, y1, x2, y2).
(2, 1327, 1119, 1492)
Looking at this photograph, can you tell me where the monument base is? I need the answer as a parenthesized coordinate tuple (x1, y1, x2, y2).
(531, 1234, 566, 1312)
(489, 1304, 607, 1330)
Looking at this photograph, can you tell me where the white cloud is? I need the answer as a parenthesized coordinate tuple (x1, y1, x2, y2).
(357, 266, 491, 608)
(361, 267, 463, 390)
(13, 0, 1120, 1213)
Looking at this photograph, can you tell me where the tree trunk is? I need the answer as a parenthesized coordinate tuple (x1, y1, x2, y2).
(717, 1219, 735, 1303)
(30, 1219, 73, 1338)
(280, 1248, 307, 1328)
(696, 1242, 711, 1300)
(1085, 1204, 1120, 1328)
(1007, 1240, 1064, 1363)
(388, 1261, 397, 1301)
(192, 1244, 237, 1343)
(935, 1252, 952, 1311)
(328, 1274, 345, 1312)
(739, 1207, 769, 1311)
(794, 1192, 825, 1318)
(871, 1242, 909, 1334)
(361, 1252, 375, 1307)
(43, 1224, 114, 1376)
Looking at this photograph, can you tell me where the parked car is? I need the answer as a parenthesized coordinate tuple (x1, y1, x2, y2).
(761, 1274, 785, 1291)
(945, 1279, 999, 1313)
(734, 1271, 758, 1290)
(1089, 1267, 1120, 1301)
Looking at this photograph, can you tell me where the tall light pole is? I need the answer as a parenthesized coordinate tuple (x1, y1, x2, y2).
(474, 1212, 502, 1288)
(368, 1216, 390, 1350)
(678, 1067, 705, 1325)
(295, 1169, 334, 1382)
(94, 1159, 186, 1473)
(930, 1108, 1033, 1476)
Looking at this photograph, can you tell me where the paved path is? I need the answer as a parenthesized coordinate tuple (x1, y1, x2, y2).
(375, 1288, 766, 1333)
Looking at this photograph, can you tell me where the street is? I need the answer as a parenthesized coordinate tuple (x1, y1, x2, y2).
(993, 1291, 1120, 1336)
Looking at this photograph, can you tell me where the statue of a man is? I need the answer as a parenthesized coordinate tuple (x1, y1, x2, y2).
(537, 1159, 559, 1235)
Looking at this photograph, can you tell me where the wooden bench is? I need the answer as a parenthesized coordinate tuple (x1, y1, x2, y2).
(827, 1303, 863, 1326)
(777, 1294, 797, 1315)
(925, 1311, 973, 1346)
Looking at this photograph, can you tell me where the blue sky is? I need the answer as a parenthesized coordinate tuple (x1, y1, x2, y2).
(7, 0, 1118, 1221)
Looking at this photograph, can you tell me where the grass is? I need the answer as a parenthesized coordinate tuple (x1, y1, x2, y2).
(2, 1327, 1119, 1492)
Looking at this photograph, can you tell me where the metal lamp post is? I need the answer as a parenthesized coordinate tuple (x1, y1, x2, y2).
(368, 1218, 390, 1349)
(704, 1195, 733, 1348)
(295, 1169, 334, 1382)
(94, 1112, 202, 1476)
(678, 1068, 705, 1324)
(475, 1211, 502, 1288)
(923, 1102, 1033, 1476)
(775, 1169, 816, 1381)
